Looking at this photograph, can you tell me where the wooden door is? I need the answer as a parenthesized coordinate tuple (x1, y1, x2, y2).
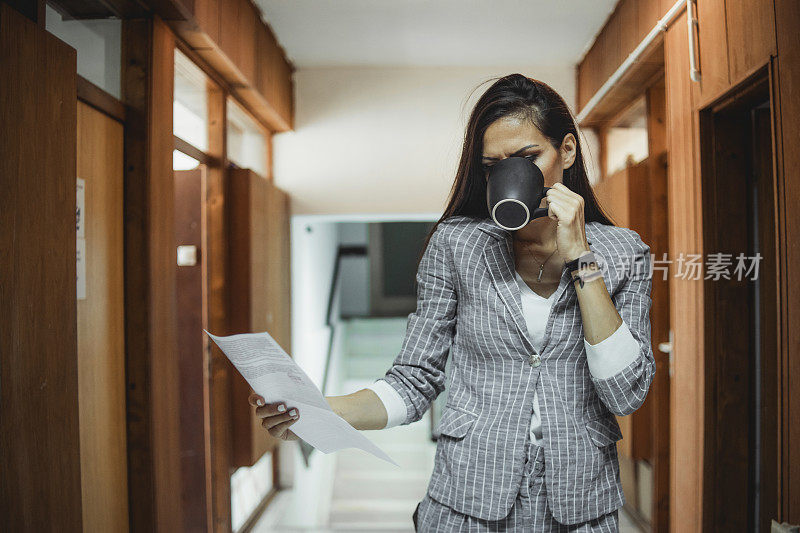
(76, 101, 129, 532)
(0, 5, 82, 529)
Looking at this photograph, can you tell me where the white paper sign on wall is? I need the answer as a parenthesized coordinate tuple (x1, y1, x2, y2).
(76, 178, 85, 239)
(76, 178, 86, 300)
(77, 238, 86, 300)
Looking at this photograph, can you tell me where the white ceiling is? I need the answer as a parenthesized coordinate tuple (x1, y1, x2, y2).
(254, 0, 618, 68)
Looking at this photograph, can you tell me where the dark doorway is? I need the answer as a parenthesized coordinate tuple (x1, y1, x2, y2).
(700, 70, 778, 533)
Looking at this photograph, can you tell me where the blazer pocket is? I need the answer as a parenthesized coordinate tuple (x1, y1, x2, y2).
(436, 406, 477, 439)
(585, 414, 623, 447)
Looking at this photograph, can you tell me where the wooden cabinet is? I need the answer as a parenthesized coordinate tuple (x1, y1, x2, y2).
(578, 0, 777, 115)
(227, 168, 292, 467)
(694, 0, 730, 104)
(725, 0, 776, 81)
(176, 0, 294, 131)
(218, 0, 257, 85)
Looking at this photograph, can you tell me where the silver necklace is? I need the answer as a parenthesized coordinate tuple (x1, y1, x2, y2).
(523, 240, 559, 283)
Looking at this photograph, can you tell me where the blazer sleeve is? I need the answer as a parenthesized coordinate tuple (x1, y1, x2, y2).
(589, 232, 656, 417)
(376, 224, 458, 425)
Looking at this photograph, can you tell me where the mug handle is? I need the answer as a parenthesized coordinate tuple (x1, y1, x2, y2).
(530, 187, 551, 220)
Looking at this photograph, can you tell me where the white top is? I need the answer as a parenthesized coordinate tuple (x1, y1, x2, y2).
(368, 270, 643, 434)
(514, 269, 555, 445)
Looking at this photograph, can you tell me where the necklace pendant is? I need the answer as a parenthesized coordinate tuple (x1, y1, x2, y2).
(537, 265, 544, 283)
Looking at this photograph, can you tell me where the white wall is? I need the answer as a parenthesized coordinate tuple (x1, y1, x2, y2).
(277, 217, 340, 527)
(290, 218, 339, 393)
(273, 65, 584, 216)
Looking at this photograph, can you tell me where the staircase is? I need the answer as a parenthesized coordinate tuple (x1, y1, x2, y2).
(328, 317, 436, 531)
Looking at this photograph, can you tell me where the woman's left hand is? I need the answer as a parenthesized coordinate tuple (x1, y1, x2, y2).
(545, 182, 591, 263)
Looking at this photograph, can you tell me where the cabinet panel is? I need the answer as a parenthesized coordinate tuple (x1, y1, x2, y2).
(218, 0, 256, 85)
(725, 0, 776, 81)
(227, 169, 291, 467)
(695, 0, 730, 103)
(601, 12, 622, 84)
(638, 0, 663, 43)
(193, 0, 219, 45)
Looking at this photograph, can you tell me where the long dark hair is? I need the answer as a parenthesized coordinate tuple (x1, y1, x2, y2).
(421, 73, 614, 255)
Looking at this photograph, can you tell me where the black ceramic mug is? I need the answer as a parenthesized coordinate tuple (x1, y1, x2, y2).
(486, 156, 551, 231)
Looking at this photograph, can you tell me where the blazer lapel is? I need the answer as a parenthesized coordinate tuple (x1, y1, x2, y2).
(483, 233, 538, 354)
(478, 219, 600, 355)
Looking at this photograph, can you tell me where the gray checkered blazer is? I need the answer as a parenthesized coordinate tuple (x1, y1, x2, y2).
(379, 214, 655, 525)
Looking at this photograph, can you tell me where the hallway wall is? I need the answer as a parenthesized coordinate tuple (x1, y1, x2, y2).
(272, 66, 584, 216)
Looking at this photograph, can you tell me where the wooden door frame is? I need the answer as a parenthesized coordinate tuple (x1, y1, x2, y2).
(698, 67, 779, 532)
(122, 17, 183, 532)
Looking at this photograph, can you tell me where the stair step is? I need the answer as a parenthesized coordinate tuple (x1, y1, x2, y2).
(332, 476, 429, 500)
(329, 499, 420, 529)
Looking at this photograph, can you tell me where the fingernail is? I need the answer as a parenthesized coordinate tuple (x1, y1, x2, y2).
(257, 399, 264, 406)
(277, 404, 286, 412)
(289, 409, 297, 417)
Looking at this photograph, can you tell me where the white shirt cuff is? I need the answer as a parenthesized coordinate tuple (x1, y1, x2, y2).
(366, 379, 408, 429)
(584, 320, 641, 380)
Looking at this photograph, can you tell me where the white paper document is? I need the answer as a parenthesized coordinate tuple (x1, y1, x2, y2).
(205, 330, 397, 466)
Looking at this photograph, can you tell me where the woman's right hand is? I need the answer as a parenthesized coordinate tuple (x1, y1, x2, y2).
(248, 393, 300, 441)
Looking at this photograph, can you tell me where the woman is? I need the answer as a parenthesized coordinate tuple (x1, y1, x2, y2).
(250, 74, 655, 532)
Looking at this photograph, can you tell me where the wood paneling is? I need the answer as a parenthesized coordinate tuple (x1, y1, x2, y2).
(664, 11, 705, 533)
(578, 41, 601, 112)
(645, 78, 671, 533)
(592, 148, 668, 527)
(237, 21, 294, 133)
(173, 0, 294, 131)
(265, 174, 292, 354)
(618, 0, 640, 60)
(579, 42, 664, 128)
(601, 9, 622, 84)
(577, 0, 667, 115)
(593, 165, 631, 228)
(76, 101, 129, 533)
(227, 169, 291, 467)
(193, 0, 219, 46)
(218, 0, 256, 85)
(774, 0, 800, 522)
(0, 5, 81, 529)
(77, 76, 126, 123)
(580, 0, 797, 526)
(725, 0, 776, 83)
(579, 0, 777, 117)
(626, 159, 654, 462)
(694, 0, 730, 104)
(638, 0, 663, 44)
(122, 17, 184, 532)
(206, 80, 234, 533)
(174, 168, 211, 532)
